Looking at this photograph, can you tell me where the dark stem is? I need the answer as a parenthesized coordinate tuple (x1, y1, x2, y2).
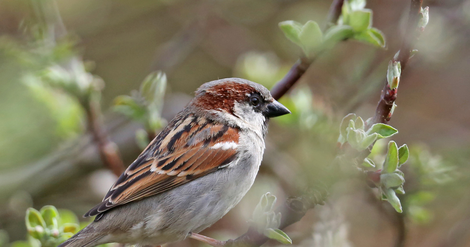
(326, 0, 345, 28)
(83, 97, 126, 177)
(270, 57, 311, 100)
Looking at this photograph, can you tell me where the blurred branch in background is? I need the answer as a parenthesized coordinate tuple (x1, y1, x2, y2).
(29, 0, 126, 176)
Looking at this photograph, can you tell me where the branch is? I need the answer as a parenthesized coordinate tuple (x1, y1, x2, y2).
(83, 97, 126, 177)
(221, 0, 426, 246)
(270, 57, 311, 100)
(372, 0, 424, 124)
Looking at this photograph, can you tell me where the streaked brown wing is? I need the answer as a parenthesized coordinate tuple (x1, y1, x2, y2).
(85, 114, 239, 219)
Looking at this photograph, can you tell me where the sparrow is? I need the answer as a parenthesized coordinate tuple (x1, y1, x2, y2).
(59, 78, 290, 247)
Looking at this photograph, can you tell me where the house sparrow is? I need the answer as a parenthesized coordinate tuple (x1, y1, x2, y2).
(59, 78, 290, 247)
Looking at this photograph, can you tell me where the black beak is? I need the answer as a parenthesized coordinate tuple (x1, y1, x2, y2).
(264, 100, 291, 118)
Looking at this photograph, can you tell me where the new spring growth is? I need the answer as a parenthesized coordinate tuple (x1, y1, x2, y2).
(379, 141, 409, 213)
(418, 7, 430, 30)
(387, 60, 401, 89)
(251, 192, 292, 244)
(25, 206, 79, 247)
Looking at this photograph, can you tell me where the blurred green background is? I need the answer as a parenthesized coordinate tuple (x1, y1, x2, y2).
(1, 0, 470, 246)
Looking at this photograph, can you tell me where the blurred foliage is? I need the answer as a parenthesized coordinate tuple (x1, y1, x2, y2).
(114, 71, 168, 148)
(251, 193, 292, 245)
(0, 0, 469, 247)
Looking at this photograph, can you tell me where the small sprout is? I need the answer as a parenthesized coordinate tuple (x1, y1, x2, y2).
(398, 144, 409, 166)
(251, 193, 291, 244)
(418, 7, 430, 30)
(387, 61, 401, 89)
(25, 206, 80, 246)
(383, 141, 399, 173)
(338, 113, 356, 144)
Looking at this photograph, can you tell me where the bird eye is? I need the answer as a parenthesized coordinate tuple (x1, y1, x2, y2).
(250, 95, 261, 106)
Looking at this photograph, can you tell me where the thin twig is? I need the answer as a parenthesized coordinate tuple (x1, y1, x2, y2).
(83, 98, 126, 177)
(270, 57, 311, 100)
(372, 0, 424, 124)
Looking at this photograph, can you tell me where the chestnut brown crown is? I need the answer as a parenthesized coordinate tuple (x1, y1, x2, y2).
(191, 78, 290, 118)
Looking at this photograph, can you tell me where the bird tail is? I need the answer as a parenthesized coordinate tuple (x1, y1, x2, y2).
(58, 225, 104, 247)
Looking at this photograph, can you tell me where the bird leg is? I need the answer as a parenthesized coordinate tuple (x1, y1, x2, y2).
(188, 232, 225, 247)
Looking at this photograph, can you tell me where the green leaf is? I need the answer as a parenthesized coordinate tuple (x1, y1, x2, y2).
(264, 228, 292, 245)
(369, 28, 386, 47)
(395, 185, 405, 195)
(362, 157, 376, 168)
(354, 28, 386, 48)
(40, 205, 59, 229)
(338, 113, 356, 144)
(383, 141, 399, 173)
(355, 116, 364, 130)
(418, 6, 430, 29)
(323, 25, 354, 46)
(384, 188, 403, 213)
(381, 173, 405, 188)
(279, 21, 303, 46)
(25, 208, 46, 239)
(347, 128, 359, 149)
(62, 223, 79, 234)
(398, 144, 409, 166)
(299, 21, 323, 57)
(349, 10, 372, 32)
(361, 133, 378, 150)
(366, 123, 398, 138)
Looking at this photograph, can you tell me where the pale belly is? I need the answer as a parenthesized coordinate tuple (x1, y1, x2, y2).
(97, 149, 262, 246)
